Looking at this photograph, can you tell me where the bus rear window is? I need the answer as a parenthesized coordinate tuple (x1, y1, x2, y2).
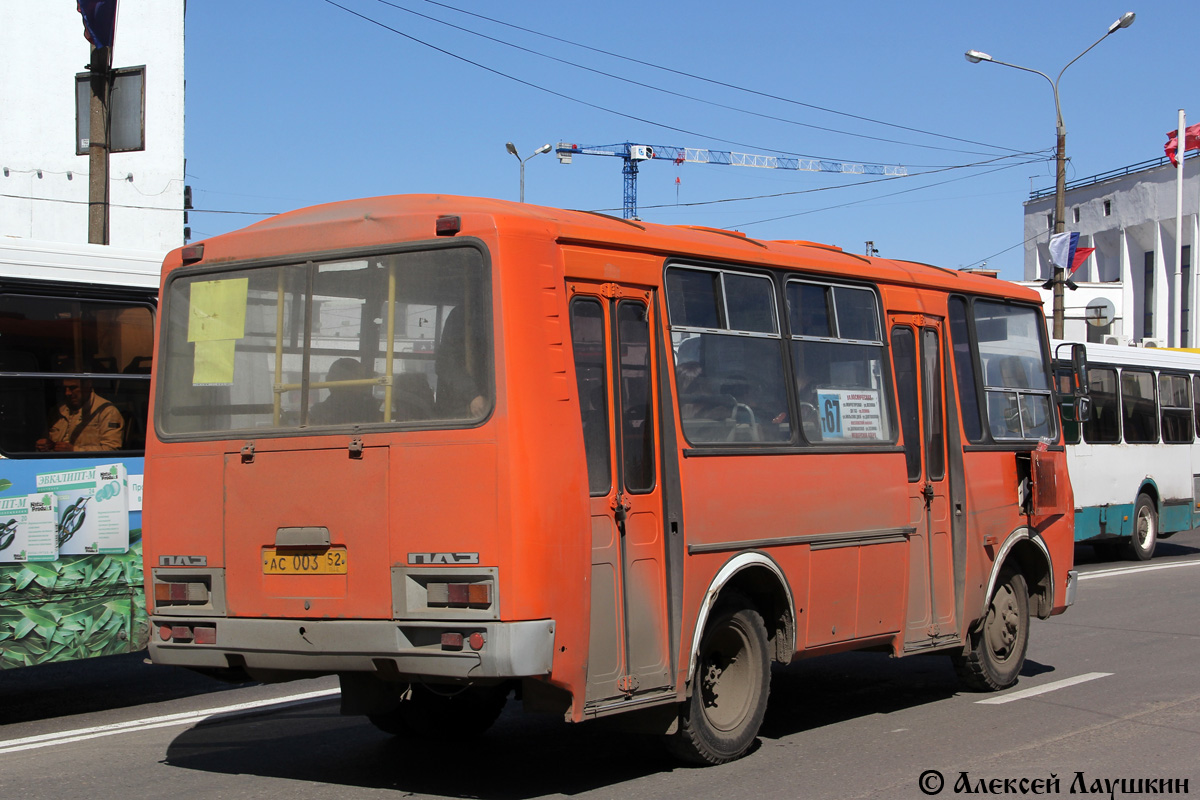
(157, 245, 490, 436)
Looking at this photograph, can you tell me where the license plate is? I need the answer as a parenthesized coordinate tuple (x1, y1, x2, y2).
(262, 547, 348, 575)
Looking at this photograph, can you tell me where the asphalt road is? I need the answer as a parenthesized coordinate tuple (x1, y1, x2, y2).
(2, 530, 1198, 800)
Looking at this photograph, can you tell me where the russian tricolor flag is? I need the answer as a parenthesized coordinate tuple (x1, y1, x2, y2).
(77, 1, 118, 50)
(1049, 232, 1095, 274)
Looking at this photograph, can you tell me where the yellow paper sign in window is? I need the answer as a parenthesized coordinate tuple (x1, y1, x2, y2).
(188, 278, 249, 342)
(193, 339, 237, 386)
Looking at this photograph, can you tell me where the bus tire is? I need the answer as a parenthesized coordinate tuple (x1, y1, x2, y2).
(952, 565, 1029, 692)
(367, 683, 508, 739)
(1124, 493, 1157, 561)
(667, 596, 770, 765)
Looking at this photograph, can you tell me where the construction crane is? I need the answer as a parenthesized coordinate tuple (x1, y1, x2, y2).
(555, 142, 908, 220)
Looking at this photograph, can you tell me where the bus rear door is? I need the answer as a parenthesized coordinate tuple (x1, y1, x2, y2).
(568, 282, 673, 706)
(891, 318, 959, 649)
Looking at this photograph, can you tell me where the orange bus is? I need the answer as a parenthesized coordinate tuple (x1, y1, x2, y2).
(144, 195, 1078, 764)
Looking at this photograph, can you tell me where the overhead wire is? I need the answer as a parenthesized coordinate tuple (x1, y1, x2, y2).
(322, 0, 1039, 173)
(369, 0, 1013, 159)
(408, 0, 1029, 155)
(729, 158, 1043, 228)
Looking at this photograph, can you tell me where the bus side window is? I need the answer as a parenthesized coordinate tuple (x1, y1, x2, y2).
(1083, 367, 1120, 443)
(1121, 369, 1158, 444)
(0, 350, 46, 453)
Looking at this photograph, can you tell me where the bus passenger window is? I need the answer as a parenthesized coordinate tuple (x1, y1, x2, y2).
(1121, 370, 1158, 444)
(787, 280, 892, 445)
(1159, 373, 1192, 444)
(1193, 374, 1200, 439)
(569, 298, 612, 495)
(947, 297, 983, 442)
(1083, 367, 1120, 443)
(0, 295, 153, 455)
(666, 266, 789, 445)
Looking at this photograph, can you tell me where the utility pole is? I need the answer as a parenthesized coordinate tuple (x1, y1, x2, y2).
(966, 12, 1135, 339)
(87, 44, 111, 244)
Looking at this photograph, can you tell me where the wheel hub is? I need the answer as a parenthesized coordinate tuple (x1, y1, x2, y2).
(985, 586, 1019, 660)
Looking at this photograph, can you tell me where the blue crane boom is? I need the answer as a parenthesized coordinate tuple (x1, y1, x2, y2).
(555, 142, 908, 220)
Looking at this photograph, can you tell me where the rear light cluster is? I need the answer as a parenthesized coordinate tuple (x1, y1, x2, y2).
(153, 578, 210, 606)
(159, 623, 216, 644)
(440, 631, 486, 651)
(426, 581, 491, 608)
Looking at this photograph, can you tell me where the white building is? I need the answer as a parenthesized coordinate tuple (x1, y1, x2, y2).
(0, 1, 184, 256)
(1019, 151, 1200, 347)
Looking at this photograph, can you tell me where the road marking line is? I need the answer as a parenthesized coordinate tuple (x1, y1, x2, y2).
(976, 672, 1112, 705)
(1079, 561, 1200, 581)
(0, 687, 340, 755)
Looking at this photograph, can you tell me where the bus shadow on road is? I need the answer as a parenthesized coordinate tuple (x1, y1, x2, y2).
(760, 649, 1057, 740)
(164, 696, 687, 797)
(161, 651, 1062, 795)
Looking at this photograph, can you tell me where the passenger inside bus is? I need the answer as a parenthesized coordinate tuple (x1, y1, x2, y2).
(392, 372, 435, 421)
(434, 307, 488, 419)
(309, 357, 381, 425)
(36, 376, 125, 452)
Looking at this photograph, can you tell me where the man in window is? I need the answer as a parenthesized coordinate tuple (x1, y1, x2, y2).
(36, 378, 125, 452)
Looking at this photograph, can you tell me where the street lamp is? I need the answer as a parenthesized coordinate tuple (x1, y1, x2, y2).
(505, 141, 552, 203)
(966, 11, 1135, 339)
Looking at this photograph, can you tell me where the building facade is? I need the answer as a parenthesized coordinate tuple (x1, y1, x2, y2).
(0, 1, 184, 255)
(1020, 151, 1200, 347)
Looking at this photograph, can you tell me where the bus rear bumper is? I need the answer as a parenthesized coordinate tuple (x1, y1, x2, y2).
(148, 617, 555, 681)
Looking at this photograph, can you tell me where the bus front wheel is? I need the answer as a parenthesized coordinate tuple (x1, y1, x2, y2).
(952, 565, 1029, 692)
(367, 683, 508, 739)
(667, 596, 770, 765)
(1124, 493, 1158, 561)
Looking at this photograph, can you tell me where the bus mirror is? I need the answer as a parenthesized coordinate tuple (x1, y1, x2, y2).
(1074, 395, 1092, 422)
(1070, 343, 1088, 395)
(1055, 342, 1089, 396)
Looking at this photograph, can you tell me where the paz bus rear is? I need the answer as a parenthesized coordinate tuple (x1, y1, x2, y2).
(146, 194, 1079, 765)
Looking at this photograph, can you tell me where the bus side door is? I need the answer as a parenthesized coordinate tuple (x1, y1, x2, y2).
(568, 282, 673, 705)
(891, 318, 959, 648)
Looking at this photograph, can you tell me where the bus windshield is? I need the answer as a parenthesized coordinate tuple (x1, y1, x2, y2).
(157, 245, 490, 436)
(974, 300, 1054, 441)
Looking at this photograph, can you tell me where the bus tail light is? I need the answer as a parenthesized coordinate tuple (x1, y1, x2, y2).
(158, 624, 216, 644)
(154, 579, 210, 605)
(426, 581, 491, 608)
(438, 631, 485, 651)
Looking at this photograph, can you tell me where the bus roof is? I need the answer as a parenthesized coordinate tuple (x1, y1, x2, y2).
(171, 194, 1040, 303)
(1054, 339, 1200, 371)
(0, 238, 163, 289)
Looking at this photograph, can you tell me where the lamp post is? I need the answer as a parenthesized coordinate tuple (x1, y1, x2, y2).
(505, 142, 552, 203)
(966, 11, 1135, 339)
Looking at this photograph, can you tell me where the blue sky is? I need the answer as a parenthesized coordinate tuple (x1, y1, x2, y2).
(182, 1, 1198, 280)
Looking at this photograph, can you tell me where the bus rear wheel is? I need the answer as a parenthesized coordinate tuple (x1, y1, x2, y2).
(952, 565, 1029, 692)
(667, 597, 770, 765)
(1123, 493, 1157, 561)
(367, 683, 508, 739)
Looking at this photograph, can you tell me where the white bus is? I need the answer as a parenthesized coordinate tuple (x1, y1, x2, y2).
(1056, 341, 1200, 560)
(0, 239, 158, 669)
